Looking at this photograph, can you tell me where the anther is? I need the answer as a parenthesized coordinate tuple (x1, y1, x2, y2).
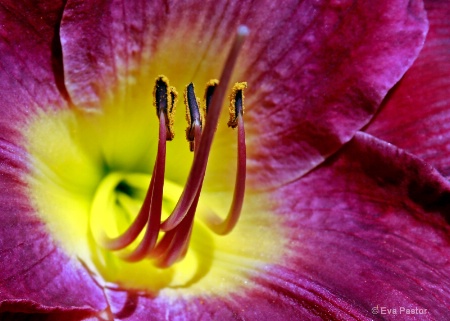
(184, 83, 203, 151)
(228, 82, 247, 128)
(154, 75, 177, 141)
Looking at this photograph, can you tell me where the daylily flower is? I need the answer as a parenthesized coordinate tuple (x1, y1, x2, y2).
(1, 0, 449, 320)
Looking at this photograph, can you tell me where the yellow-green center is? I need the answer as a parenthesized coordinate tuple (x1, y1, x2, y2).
(24, 96, 286, 297)
(24, 26, 287, 296)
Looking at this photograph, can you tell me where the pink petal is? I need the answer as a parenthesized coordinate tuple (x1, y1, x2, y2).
(271, 131, 450, 319)
(0, 1, 105, 314)
(244, 0, 428, 188)
(60, 0, 169, 111)
(0, 142, 106, 313)
(60, 0, 428, 189)
(0, 1, 69, 120)
(366, 0, 450, 177)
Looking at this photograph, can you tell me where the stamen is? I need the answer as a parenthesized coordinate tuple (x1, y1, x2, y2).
(184, 83, 203, 151)
(161, 25, 249, 232)
(96, 77, 171, 254)
(202, 82, 247, 235)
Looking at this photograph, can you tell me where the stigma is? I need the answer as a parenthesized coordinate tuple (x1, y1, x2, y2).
(92, 26, 249, 268)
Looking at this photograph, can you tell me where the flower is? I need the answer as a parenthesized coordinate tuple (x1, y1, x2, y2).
(1, 0, 449, 320)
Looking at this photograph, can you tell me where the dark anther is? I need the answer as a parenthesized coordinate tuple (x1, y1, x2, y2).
(154, 76, 176, 140)
(185, 83, 202, 149)
(155, 77, 168, 116)
(228, 82, 247, 128)
(234, 90, 243, 116)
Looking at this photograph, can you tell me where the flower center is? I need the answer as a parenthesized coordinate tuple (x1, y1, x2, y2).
(90, 27, 249, 268)
(25, 25, 289, 295)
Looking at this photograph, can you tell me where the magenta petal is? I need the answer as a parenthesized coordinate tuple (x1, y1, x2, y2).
(60, 0, 168, 110)
(366, 0, 450, 177)
(0, 1, 68, 121)
(244, 0, 428, 188)
(0, 1, 106, 315)
(271, 132, 450, 319)
(0, 142, 106, 314)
